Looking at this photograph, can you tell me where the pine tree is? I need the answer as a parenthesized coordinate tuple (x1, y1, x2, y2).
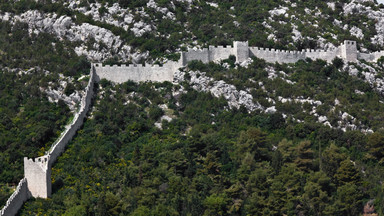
(294, 140, 314, 172)
(321, 143, 346, 178)
(334, 159, 361, 186)
(367, 131, 384, 163)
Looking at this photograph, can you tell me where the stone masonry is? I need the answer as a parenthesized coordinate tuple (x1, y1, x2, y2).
(94, 40, 384, 83)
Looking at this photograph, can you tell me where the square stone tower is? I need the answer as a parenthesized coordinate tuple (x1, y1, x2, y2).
(234, 41, 249, 63)
(340, 40, 357, 62)
(24, 156, 51, 198)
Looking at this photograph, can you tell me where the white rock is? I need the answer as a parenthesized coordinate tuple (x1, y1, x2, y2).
(160, 115, 172, 122)
(0, 10, 138, 62)
(350, 26, 364, 39)
(174, 70, 262, 112)
(342, 112, 354, 120)
(323, 121, 332, 127)
(318, 116, 328, 123)
(207, 2, 218, 8)
(327, 2, 335, 10)
(269, 7, 288, 16)
(240, 58, 253, 67)
(265, 106, 277, 114)
(335, 98, 340, 105)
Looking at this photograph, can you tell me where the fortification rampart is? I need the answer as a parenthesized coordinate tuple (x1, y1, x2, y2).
(1, 66, 95, 216)
(95, 40, 384, 84)
(356, 50, 384, 62)
(94, 43, 243, 84)
(209, 45, 235, 62)
(249, 47, 305, 63)
(0, 178, 29, 216)
(182, 48, 210, 64)
(249, 46, 343, 63)
(182, 44, 237, 65)
(47, 68, 94, 165)
(181, 40, 358, 65)
(24, 66, 95, 199)
(94, 61, 177, 84)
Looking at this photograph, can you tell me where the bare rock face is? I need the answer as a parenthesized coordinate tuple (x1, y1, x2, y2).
(344, 62, 384, 94)
(44, 88, 82, 112)
(0, 10, 148, 63)
(41, 74, 84, 112)
(174, 70, 263, 112)
(343, 1, 384, 46)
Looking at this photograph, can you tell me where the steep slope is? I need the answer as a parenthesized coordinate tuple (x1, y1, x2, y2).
(16, 58, 384, 215)
(2, 0, 384, 215)
(0, 14, 90, 209)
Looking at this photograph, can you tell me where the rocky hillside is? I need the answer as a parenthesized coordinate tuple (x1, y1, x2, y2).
(1, 0, 384, 63)
(2, 0, 384, 215)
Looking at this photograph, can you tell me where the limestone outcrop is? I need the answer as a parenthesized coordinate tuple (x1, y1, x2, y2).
(0, 10, 147, 63)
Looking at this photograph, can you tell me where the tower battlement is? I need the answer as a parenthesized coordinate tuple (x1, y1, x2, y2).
(23, 156, 51, 198)
(340, 40, 357, 62)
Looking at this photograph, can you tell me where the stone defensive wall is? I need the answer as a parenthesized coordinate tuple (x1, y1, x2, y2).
(94, 40, 384, 85)
(1, 66, 95, 216)
(249, 47, 340, 63)
(181, 45, 235, 64)
(93, 45, 237, 84)
(209, 45, 236, 62)
(94, 60, 180, 83)
(0, 178, 29, 216)
(182, 40, 384, 64)
(358, 50, 384, 62)
(47, 66, 95, 165)
(182, 41, 360, 64)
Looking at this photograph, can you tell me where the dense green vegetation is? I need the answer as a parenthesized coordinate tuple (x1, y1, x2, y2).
(17, 57, 384, 215)
(189, 57, 384, 132)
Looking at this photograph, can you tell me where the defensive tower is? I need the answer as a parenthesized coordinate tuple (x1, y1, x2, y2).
(340, 40, 357, 62)
(233, 41, 249, 63)
(24, 156, 51, 198)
